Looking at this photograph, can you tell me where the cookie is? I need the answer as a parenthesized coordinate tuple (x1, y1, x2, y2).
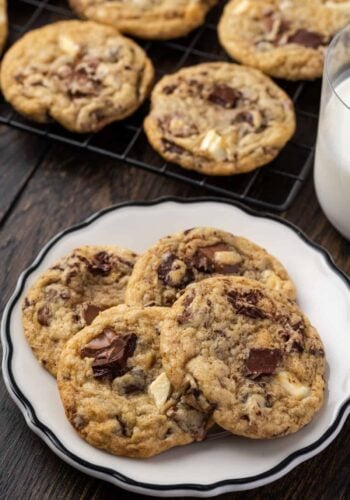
(57, 305, 211, 458)
(218, 0, 341, 80)
(0, 0, 7, 54)
(283, 0, 350, 34)
(160, 276, 326, 438)
(125, 227, 296, 307)
(22, 246, 138, 376)
(0, 20, 154, 132)
(68, 0, 218, 40)
(144, 62, 295, 175)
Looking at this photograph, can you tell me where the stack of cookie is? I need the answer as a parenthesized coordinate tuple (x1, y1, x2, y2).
(22, 227, 326, 458)
(1, 1, 349, 176)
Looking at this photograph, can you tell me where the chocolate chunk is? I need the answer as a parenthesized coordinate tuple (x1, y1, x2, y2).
(88, 251, 112, 276)
(236, 305, 267, 319)
(287, 29, 325, 48)
(80, 329, 137, 379)
(245, 348, 282, 378)
(23, 298, 31, 309)
(193, 243, 229, 273)
(163, 84, 176, 95)
(80, 328, 117, 357)
(83, 304, 102, 325)
(157, 252, 193, 289)
(177, 290, 195, 324)
(233, 111, 254, 126)
(228, 289, 268, 319)
(193, 243, 240, 274)
(309, 347, 325, 356)
(37, 306, 51, 326)
(208, 85, 242, 109)
(162, 138, 187, 155)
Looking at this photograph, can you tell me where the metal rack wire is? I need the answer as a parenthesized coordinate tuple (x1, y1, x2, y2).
(0, 0, 321, 211)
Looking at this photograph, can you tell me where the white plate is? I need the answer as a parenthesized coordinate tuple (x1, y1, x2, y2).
(2, 198, 350, 497)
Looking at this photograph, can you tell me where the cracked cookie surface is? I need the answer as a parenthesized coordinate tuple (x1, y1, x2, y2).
(0, 0, 7, 54)
(125, 227, 296, 307)
(22, 246, 138, 376)
(160, 276, 326, 438)
(68, 0, 218, 40)
(218, 0, 350, 80)
(57, 305, 211, 458)
(0, 20, 154, 132)
(144, 62, 295, 175)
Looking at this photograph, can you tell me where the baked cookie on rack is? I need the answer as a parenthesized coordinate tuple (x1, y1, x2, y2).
(0, 21, 154, 132)
(22, 246, 138, 376)
(125, 227, 296, 307)
(68, 0, 218, 40)
(218, 0, 340, 80)
(57, 305, 211, 458)
(144, 62, 295, 175)
(160, 276, 326, 438)
(0, 0, 7, 54)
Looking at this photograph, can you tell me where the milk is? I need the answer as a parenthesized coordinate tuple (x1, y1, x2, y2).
(315, 77, 350, 240)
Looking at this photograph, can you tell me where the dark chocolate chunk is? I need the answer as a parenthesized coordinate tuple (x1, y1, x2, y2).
(192, 243, 228, 273)
(162, 84, 177, 95)
(208, 85, 242, 108)
(287, 29, 325, 48)
(88, 251, 112, 276)
(192, 243, 240, 274)
(309, 347, 325, 357)
(162, 138, 187, 155)
(177, 290, 195, 324)
(23, 298, 31, 309)
(37, 306, 51, 326)
(227, 289, 268, 319)
(157, 252, 193, 288)
(83, 304, 102, 325)
(245, 348, 282, 378)
(80, 329, 137, 379)
(80, 328, 118, 357)
(233, 111, 254, 126)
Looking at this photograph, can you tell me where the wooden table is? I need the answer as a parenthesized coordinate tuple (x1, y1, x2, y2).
(0, 123, 349, 500)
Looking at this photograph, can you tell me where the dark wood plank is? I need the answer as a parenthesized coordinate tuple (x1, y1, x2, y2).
(0, 125, 49, 224)
(0, 138, 349, 500)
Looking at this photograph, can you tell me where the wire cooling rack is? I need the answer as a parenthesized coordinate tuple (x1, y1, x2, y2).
(0, 0, 321, 211)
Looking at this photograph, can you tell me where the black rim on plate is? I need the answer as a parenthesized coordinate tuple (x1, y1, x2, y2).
(2, 197, 350, 494)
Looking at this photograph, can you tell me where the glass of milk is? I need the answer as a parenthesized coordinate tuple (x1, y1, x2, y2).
(314, 24, 350, 240)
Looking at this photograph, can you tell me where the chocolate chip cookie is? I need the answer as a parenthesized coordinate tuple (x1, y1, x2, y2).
(0, 0, 7, 54)
(22, 246, 138, 376)
(0, 21, 154, 132)
(144, 62, 295, 175)
(160, 276, 326, 438)
(57, 305, 211, 458)
(125, 227, 296, 307)
(68, 0, 218, 40)
(218, 0, 344, 80)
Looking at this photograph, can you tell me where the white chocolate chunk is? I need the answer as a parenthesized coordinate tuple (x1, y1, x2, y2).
(261, 269, 283, 292)
(58, 35, 80, 57)
(279, 0, 293, 9)
(214, 250, 242, 267)
(200, 130, 227, 161)
(148, 372, 171, 408)
(233, 0, 252, 14)
(276, 371, 310, 400)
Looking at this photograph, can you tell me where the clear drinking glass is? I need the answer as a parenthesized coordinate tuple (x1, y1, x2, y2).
(314, 23, 350, 240)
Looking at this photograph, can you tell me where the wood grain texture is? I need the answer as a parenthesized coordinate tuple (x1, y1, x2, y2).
(0, 125, 49, 224)
(0, 134, 349, 500)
